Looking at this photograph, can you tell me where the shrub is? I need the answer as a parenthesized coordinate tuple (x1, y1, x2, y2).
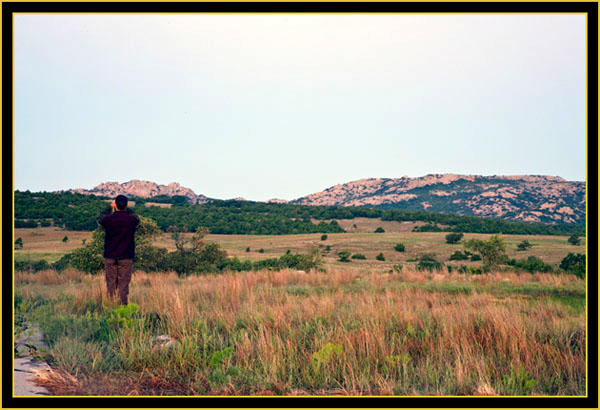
(568, 234, 581, 246)
(393, 264, 403, 273)
(416, 254, 443, 272)
(463, 235, 506, 269)
(449, 251, 469, 261)
(560, 253, 585, 279)
(375, 253, 385, 261)
(512, 256, 552, 274)
(245, 247, 250, 252)
(14, 260, 51, 272)
(470, 254, 482, 261)
(40, 220, 52, 227)
(374, 227, 385, 233)
(258, 248, 265, 254)
(516, 240, 532, 251)
(14, 237, 23, 250)
(394, 243, 405, 252)
(62, 235, 69, 243)
(52, 254, 73, 271)
(351, 253, 366, 260)
(324, 245, 331, 253)
(445, 232, 464, 244)
(320, 234, 328, 241)
(337, 251, 351, 262)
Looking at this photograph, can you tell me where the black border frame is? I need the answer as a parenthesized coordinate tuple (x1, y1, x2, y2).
(3, 2, 598, 408)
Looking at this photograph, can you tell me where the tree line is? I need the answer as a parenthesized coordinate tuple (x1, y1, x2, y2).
(14, 190, 585, 236)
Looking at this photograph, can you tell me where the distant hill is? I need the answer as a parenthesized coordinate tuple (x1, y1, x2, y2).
(291, 174, 585, 225)
(68, 180, 209, 204)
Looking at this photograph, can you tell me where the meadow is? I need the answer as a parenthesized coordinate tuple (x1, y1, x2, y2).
(13, 221, 587, 396)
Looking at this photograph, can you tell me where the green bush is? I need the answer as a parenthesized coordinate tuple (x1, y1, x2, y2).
(449, 251, 469, 261)
(470, 254, 482, 261)
(516, 240, 533, 251)
(511, 256, 552, 274)
(351, 253, 366, 260)
(445, 232, 464, 244)
(394, 243, 405, 252)
(374, 227, 385, 233)
(375, 253, 385, 261)
(337, 251, 351, 263)
(559, 253, 585, 279)
(320, 234, 328, 241)
(568, 234, 581, 246)
(416, 254, 443, 272)
(14, 237, 23, 250)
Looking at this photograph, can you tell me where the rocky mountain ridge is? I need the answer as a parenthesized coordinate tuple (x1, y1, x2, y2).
(69, 180, 209, 204)
(291, 174, 585, 225)
(67, 174, 586, 225)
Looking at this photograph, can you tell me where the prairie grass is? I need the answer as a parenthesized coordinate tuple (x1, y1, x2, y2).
(15, 267, 585, 396)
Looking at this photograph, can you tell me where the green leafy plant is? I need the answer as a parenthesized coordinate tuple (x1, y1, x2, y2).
(320, 234, 328, 241)
(568, 234, 581, 246)
(374, 227, 385, 233)
(14, 237, 23, 250)
(376, 253, 385, 261)
(559, 253, 585, 279)
(445, 232, 464, 244)
(311, 343, 342, 374)
(351, 253, 366, 260)
(516, 240, 532, 251)
(394, 243, 405, 252)
(337, 251, 351, 262)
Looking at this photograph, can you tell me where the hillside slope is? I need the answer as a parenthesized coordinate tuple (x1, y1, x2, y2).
(69, 180, 209, 204)
(292, 174, 585, 225)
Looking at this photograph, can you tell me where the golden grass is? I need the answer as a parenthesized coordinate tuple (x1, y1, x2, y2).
(16, 267, 586, 396)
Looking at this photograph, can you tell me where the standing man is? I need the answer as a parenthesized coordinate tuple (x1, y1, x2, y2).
(98, 195, 139, 305)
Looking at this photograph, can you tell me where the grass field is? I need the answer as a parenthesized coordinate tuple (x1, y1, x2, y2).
(15, 267, 585, 396)
(14, 223, 586, 269)
(13, 223, 587, 396)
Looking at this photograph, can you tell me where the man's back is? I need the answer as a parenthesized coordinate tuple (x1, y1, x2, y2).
(99, 211, 140, 259)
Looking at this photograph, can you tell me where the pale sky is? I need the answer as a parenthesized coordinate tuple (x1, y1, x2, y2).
(14, 13, 587, 201)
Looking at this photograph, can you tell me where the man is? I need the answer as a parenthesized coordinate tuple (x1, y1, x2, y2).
(98, 195, 139, 305)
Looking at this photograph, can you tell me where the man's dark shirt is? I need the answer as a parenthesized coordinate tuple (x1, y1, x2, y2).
(98, 209, 140, 260)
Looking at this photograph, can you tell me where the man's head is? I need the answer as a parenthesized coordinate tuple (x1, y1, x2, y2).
(115, 195, 128, 211)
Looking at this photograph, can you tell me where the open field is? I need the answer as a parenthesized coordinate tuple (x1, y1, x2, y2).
(14, 267, 585, 396)
(14, 224, 587, 269)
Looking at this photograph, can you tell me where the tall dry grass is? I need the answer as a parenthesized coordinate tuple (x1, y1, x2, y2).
(15, 267, 585, 396)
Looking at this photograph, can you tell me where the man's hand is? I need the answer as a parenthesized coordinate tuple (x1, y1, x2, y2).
(110, 200, 117, 210)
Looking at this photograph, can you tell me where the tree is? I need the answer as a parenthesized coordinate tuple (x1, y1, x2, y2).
(516, 240, 532, 251)
(374, 227, 385, 233)
(463, 235, 507, 269)
(559, 253, 585, 279)
(394, 243, 405, 252)
(321, 234, 328, 241)
(62, 235, 69, 243)
(568, 234, 581, 246)
(337, 251, 351, 262)
(14, 237, 23, 250)
(376, 253, 385, 261)
(445, 232, 464, 244)
(351, 253, 366, 260)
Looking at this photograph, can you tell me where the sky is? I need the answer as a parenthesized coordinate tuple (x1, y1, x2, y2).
(14, 13, 587, 201)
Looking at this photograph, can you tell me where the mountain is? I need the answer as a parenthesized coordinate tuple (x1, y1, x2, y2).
(291, 174, 585, 225)
(69, 180, 209, 204)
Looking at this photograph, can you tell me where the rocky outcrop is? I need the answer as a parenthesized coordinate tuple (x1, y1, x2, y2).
(70, 180, 209, 204)
(292, 174, 585, 225)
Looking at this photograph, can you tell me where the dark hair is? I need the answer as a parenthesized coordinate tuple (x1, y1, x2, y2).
(115, 195, 128, 210)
